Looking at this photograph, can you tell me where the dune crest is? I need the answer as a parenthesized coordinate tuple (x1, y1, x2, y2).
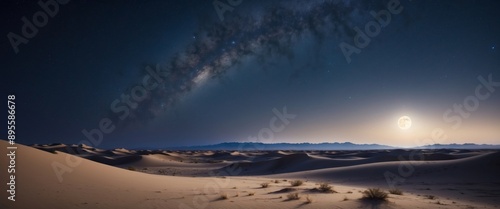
(1, 140, 498, 209)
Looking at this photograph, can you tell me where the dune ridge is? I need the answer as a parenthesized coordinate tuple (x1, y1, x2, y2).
(1, 140, 499, 209)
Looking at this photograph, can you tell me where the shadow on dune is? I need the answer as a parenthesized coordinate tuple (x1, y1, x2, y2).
(357, 199, 394, 209)
(214, 150, 500, 179)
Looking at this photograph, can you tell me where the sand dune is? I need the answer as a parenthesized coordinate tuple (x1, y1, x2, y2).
(217, 150, 482, 176)
(1, 140, 498, 209)
(2, 141, 207, 209)
(269, 151, 500, 183)
(267, 151, 500, 206)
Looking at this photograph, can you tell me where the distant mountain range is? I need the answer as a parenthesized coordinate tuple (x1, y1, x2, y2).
(415, 143, 500, 149)
(166, 142, 500, 150)
(167, 142, 392, 150)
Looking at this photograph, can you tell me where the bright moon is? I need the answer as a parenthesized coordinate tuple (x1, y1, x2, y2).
(398, 116, 412, 130)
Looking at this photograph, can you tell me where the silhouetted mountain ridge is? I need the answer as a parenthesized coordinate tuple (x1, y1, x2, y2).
(416, 143, 500, 149)
(168, 142, 390, 150)
(167, 142, 500, 150)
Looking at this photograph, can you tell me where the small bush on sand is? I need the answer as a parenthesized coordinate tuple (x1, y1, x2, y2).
(290, 180, 303, 187)
(388, 189, 403, 195)
(127, 166, 136, 171)
(318, 183, 334, 193)
(362, 188, 388, 200)
(261, 182, 269, 188)
(287, 192, 300, 200)
(425, 195, 436, 200)
(248, 192, 255, 196)
(305, 195, 313, 203)
(220, 193, 229, 200)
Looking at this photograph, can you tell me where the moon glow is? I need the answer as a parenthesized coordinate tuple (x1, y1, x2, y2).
(398, 116, 412, 130)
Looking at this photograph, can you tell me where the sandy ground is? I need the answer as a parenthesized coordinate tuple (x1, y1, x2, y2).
(1, 140, 499, 209)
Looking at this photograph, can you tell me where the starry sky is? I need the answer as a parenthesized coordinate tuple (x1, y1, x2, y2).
(1, 0, 499, 148)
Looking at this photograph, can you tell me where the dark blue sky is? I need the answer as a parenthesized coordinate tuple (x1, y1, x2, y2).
(1, 0, 499, 148)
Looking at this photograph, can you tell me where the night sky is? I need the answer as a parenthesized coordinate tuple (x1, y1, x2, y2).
(1, 0, 499, 148)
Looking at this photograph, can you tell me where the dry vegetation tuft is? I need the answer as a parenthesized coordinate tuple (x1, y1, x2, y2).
(361, 188, 388, 200)
(388, 188, 403, 195)
(287, 192, 300, 200)
(219, 193, 229, 200)
(318, 183, 335, 193)
(290, 180, 303, 187)
(305, 195, 313, 203)
(425, 195, 436, 200)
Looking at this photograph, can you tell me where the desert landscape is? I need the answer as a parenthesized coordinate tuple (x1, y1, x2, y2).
(1, 140, 499, 209)
(3, 1, 500, 208)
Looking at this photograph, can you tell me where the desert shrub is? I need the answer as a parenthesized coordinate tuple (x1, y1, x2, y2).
(287, 192, 300, 200)
(290, 180, 303, 187)
(425, 195, 436, 200)
(248, 192, 255, 196)
(305, 195, 313, 203)
(158, 169, 167, 174)
(388, 188, 403, 195)
(261, 182, 269, 188)
(127, 166, 136, 171)
(362, 188, 388, 200)
(318, 183, 334, 193)
(220, 193, 229, 200)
